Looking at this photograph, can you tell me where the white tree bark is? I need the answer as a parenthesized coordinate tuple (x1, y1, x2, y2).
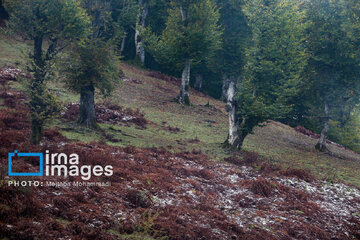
(180, 5, 187, 21)
(225, 76, 242, 148)
(316, 100, 330, 151)
(221, 75, 231, 101)
(177, 4, 191, 105)
(179, 58, 191, 105)
(135, 0, 148, 66)
(194, 73, 202, 91)
(120, 32, 127, 54)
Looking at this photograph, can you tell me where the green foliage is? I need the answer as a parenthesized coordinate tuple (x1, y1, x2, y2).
(3, 0, 89, 41)
(328, 109, 360, 153)
(57, 0, 121, 128)
(215, 0, 250, 76)
(60, 39, 119, 97)
(293, 0, 360, 147)
(25, 81, 63, 122)
(135, 211, 168, 239)
(143, 0, 222, 71)
(344, 0, 360, 60)
(305, 0, 360, 99)
(82, 0, 126, 44)
(3, 0, 90, 144)
(237, 0, 308, 137)
(111, 0, 139, 33)
(146, 0, 170, 35)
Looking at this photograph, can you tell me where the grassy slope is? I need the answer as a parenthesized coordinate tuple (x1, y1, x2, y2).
(1, 36, 360, 188)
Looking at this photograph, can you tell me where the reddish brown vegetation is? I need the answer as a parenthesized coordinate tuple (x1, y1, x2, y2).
(147, 71, 180, 86)
(121, 77, 143, 84)
(0, 87, 360, 240)
(224, 152, 316, 183)
(295, 125, 336, 145)
(224, 151, 258, 166)
(243, 151, 259, 165)
(280, 168, 315, 182)
(62, 102, 148, 129)
(250, 177, 273, 197)
(294, 125, 317, 138)
(224, 154, 242, 166)
(125, 189, 152, 208)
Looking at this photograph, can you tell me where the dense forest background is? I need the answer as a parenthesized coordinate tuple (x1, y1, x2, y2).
(2, 1, 360, 239)
(1, 0, 360, 153)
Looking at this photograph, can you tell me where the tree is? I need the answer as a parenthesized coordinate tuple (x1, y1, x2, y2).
(228, 0, 308, 149)
(61, 40, 119, 128)
(213, 0, 250, 146)
(143, 0, 222, 105)
(216, 0, 249, 101)
(344, 0, 360, 60)
(3, 0, 89, 144)
(0, 0, 8, 26)
(305, 0, 360, 151)
(135, 0, 149, 66)
(134, 0, 169, 67)
(61, 0, 120, 128)
(110, 0, 139, 55)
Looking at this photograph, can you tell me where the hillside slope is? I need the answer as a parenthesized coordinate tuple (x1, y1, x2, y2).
(67, 62, 360, 187)
(0, 38, 360, 239)
(50, 61, 360, 187)
(1, 35, 360, 186)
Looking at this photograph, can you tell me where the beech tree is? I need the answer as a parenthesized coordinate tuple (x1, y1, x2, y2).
(228, 0, 307, 149)
(134, 0, 170, 66)
(143, 0, 222, 105)
(215, 0, 250, 146)
(3, 0, 89, 144)
(61, 40, 119, 128)
(305, 0, 360, 151)
(110, 0, 138, 55)
(135, 0, 149, 66)
(61, 0, 120, 128)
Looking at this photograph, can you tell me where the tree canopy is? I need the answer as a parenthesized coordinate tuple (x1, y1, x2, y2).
(3, 0, 89, 144)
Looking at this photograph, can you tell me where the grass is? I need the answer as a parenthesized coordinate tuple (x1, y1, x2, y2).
(56, 218, 70, 225)
(0, 35, 29, 67)
(245, 122, 360, 187)
(1, 34, 360, 187)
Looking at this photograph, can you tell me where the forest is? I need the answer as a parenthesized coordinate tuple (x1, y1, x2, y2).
(0, 0, 360, 239)
(1, 0, 360, 152)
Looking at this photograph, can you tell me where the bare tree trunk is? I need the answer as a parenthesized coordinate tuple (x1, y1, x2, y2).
(178, 58, 191, 105)
(135, 0, 148, 66)
(180, 4, 187, 20)
(225, 76, 243, 149)
(78, 85, 97, 128)
(221, 75, 231, 101)
(120, 32, 127, 54)
(177, 4, 191, 105)
(315, 100, 330, 152)
(194, 73, 202, 91)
